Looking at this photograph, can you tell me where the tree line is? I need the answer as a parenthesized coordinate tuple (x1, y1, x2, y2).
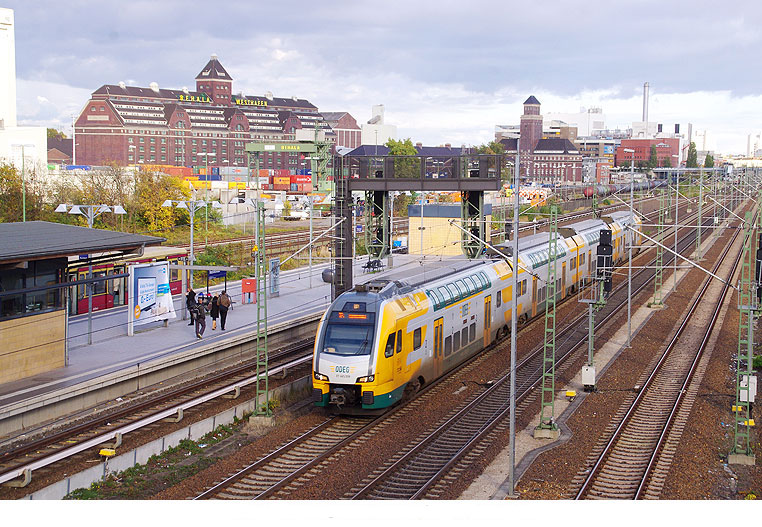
(0, 162, 194, 234)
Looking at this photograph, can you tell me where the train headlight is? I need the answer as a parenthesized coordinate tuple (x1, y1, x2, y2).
(356, 375, 375, 383)
(314, 371, 329, 381)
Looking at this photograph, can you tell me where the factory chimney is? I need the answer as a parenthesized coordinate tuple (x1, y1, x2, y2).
(642, 82, 649, 123)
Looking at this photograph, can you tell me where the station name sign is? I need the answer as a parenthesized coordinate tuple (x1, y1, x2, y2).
(178, 93, 211, 103)
(234, 98, 268, 107)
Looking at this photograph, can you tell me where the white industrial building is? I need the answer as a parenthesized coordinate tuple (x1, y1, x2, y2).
(0, 8, 46, 172)
(360, 104, 397, 148)
(544, 107, 607, 137)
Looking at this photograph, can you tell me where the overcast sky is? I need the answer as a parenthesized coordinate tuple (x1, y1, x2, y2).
(6, 0, 762, 154)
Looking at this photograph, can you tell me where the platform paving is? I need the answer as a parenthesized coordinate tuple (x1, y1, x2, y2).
(0, 253, 441, 414)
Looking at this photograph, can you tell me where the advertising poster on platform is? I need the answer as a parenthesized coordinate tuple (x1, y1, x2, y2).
(128, 262, 176, 329)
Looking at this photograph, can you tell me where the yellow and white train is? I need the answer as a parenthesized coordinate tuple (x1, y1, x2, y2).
(312, 213, 643, 413)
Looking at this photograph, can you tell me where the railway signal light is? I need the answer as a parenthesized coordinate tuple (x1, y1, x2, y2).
(597, 229, 613, 292)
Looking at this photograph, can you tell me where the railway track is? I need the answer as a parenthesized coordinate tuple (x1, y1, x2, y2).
(342, 210, 717, 499)
(571, 214, 745, 500)
(0, 338, 315, 490)
(193, 202, 719, 500)
(0, 194, 711, 496)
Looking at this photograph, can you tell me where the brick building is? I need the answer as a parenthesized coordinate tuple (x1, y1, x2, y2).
(74, 55, 335, 170)
(615, 137, 680, 168)
(321, 112, 361, 150)
(512, 96, 583, 185)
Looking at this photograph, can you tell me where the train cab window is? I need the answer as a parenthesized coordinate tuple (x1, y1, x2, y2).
(453, 331, 461, 351)
(384, 333, 395, 358)
(496, 291, 502, 308)
(469, 323, 476, 342)
(413, 328, 422, 350)
(462, 328, 469, 345)
(322, 324, 374, 356)
(445, 335, 452, 356)
(396, 330, 402, 354)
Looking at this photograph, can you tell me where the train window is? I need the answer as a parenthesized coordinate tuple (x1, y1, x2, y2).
(453, 331, 460, 351)
(520, 279, 527, 296)
(413, 328, 422, 350)
(396, 330, 402, 354)
(580, 253, 586, 266)
(322, 324, 374, 356)
(466, 276, 479, 294)
(469, 323, 476, 342)
(571, 256, 577, 270)
(445, 335, 452, 356)
(93, 271, 108, 294)
(384, 333, 395, 358)
(479, 271, 491, 288)
(462, 328, 468, 345)
(446, 283, 460, 301)
(431, 289, 445, 309)
(455, 280, 467, 297)
(496, 291, 502, 308)
(438, 286, 452, 305)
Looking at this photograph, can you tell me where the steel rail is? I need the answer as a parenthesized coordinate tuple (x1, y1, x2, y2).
(0, 351, 312, 486)
(574, 214, 745, 500)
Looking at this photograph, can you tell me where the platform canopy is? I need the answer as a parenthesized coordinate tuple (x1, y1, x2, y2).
(0, 221, 165, 265)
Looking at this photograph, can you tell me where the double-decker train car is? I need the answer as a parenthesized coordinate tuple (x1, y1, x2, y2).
(312, 214, 644, 414)
(67, 246, 187, 315)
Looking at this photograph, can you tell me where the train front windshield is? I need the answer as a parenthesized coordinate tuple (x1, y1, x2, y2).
(322, 323, 374, 356)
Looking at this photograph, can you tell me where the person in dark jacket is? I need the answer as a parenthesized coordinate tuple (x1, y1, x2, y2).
(210, 295, 219, 330)
(218, 290, 231, 330)
(194, 294, 209, 339)
(186, 288, 196, 326)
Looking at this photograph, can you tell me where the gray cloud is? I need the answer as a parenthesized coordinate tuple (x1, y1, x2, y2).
(4, 0, 762, 152)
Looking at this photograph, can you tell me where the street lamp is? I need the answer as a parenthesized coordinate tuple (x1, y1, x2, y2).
(162, 198, 222, 286)
(56, 203, 127, 345)
(623, 148, 635, 348)
(12, 144, 34, 222)
(198, 152, 217, 245)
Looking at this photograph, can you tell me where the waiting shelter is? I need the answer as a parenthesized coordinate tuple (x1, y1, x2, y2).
(0, 221, 164, 384)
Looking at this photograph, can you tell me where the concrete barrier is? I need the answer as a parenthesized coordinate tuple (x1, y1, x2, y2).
(24, 375, 312, 500)
(0, 313, 320, 436)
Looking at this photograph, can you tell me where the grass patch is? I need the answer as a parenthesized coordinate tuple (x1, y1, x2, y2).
(64, 424, 239, 500)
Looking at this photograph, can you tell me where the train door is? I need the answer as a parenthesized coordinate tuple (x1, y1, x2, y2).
(483, 295, 492, 347)
(587, 250, 592, 283)
(561, 262, 567, 297)
(394, 329, 403, 375)
(531, 277, 538, 317)
(434, 318, 444, 377)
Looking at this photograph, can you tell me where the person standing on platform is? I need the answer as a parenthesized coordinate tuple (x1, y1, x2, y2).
(218, 290, 231, 330)
(194, 294, 209, 339)
(186, 287, 196, 326)
(210, 295, 219, 330)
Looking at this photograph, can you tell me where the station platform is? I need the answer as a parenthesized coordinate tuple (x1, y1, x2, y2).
(0, 252, 437, 429)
